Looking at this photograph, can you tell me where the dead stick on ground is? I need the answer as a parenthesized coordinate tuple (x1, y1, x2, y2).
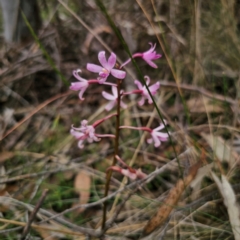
(21, 189, 49, 240)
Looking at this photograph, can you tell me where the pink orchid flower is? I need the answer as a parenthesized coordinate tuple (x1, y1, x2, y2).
(120, 122, 168, 148)
(71, 114, 116, 148)
(124, 76, 160, 106)
(87, 51, 126, 83)
(71, 120, 100, 149)
(139, 43, 162, 68)
(70, 69, 98, 100)
(107, 155, 147, 180)
(121, 43, 162, 68)
(102, 86, 127, 111)
(147, 123, 168, 147)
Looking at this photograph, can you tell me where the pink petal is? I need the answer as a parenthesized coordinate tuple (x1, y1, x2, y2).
(98, 76, 108, 84)
(149, 82, 160, 93)
(111, 69, 126, 79)
(121, 169, 137, 180)
(87, 63, 103, 73)
(70, 130, 84, 139)
(147, 97, 153, 104)
(78, 140, 84, 149)
(152, 134, 161, 147)
(145, 59, 158, 68)
(87, 138, 94, 143)
(120, 100, 127, 109)
(73, 70, 86, 81)
(105, 101, 116, 111)
(138, 96, 145, 106)
(69, 82, 87, 91)
(81, 120, 88, 127)
(112, 86, 118, 97)
(144, 76, 151, 85)
(154, 124, 165, 131)
(107, 52, 117, 70)
(134, 80, 143, 90)
(102, 91, 115, 101)
(154, 132, 168, 140)
(78, 87, 88, 100)
(98, 51, 108, 69)
(147, 138, 153, 144)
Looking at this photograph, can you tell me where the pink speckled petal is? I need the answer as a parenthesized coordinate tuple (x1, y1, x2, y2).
(87, 63, 103, 73)
(145, 59, 158, 68)
(70, 130, 84, 139)
(134, 80, 143, 90)
(111, 69, 126, 79)
(147, 138, 153, 144)
(120, 100, 127, 109)
(78, 87, 88, 100)
(149, 82, 160, 93)
(154, 124, 165, 131)
(152, 134, 161, 147)
(73, 70, 86, 81)
(147, 97, 153, 104)
(155, 132, 169, 141)
(98, 76, 108, 84)
(112, 86, 118, 97)
(121, 169, 137, 180)
(107, 52, 117, 69)
(144, 76, 151, 85)
(69, 82, 88, 91)
(102, 91, 115, 101)
(98, 51, 108, 68)
(105, 101, 116, 111)
(138, 96, 145, 106)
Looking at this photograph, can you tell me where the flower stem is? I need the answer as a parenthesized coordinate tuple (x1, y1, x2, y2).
(102, 79, 121, 230)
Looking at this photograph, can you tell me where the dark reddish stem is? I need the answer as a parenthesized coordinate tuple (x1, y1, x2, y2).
(102, 78, 122, 230)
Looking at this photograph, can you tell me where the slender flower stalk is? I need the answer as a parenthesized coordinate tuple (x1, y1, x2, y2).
(102, 79, 122, 229)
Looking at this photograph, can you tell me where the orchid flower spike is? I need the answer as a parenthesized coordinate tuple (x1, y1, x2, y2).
(87, 51, 126, 83)
(70, 69, 99, 100)
(102, 86, 127, 111)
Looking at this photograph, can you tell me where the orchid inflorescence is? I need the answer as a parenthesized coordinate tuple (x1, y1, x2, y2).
(70, 43, 168, 179)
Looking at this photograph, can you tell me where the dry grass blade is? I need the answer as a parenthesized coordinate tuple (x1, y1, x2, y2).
(202, 133, 239, 169)
(143, 161, 202, 235)
(211, 172, 240, 239)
